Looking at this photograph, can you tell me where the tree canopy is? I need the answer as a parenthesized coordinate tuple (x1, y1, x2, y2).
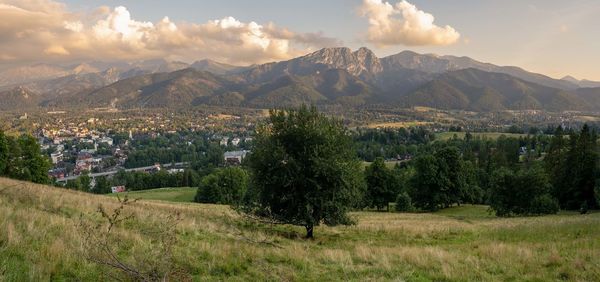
(241, 106, 365, 238)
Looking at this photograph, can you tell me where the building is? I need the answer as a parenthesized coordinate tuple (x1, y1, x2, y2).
(99, 136, 113, 146)
(111, 186, 126, 193)
(231, 137, 241, 146)
(48, 168, 66, 179)
(50, 152, 63, 164)
(220, 137, 229, 146)
(224, 150, 249, 165)
(75, 152, 93, 174)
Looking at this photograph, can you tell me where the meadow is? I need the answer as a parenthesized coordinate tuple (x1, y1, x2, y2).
(1, 178, 599, 281)
(435, 132, 528, 141)
(109, 187, 197, 203)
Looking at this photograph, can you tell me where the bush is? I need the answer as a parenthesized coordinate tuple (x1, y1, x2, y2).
(395, 192, 414, 212)
(489, 166, 559, 216)
(530, 195, 559, 215)
(194, 167, 249, 205)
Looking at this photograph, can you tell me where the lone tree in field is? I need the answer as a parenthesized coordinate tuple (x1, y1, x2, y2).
(243, 106, 364, 238)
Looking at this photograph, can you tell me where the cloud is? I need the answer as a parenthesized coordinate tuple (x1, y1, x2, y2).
(360, 0, 460, 46)
(0, 0, 342, 66)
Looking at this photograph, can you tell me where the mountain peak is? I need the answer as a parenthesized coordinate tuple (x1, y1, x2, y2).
(301, 47, 382, 77)
(561, 75, 579, 83)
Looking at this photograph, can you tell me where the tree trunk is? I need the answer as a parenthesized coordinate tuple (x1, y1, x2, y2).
(305, 225, 314, 239)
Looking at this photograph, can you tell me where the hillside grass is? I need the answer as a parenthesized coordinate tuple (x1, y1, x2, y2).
(109, 187, 197, 203)
(1, 178, 600, 281)
(436, 131, 528, 141)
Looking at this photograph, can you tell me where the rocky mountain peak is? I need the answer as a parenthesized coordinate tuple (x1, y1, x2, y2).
(301, 47, 382, 77)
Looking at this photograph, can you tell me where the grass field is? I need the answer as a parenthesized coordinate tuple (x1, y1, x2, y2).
(362, 160, 404, 169)
(436, 131, 528, 141)
(109, 187, 197, 203)
(1, 178, 600, 281)
(366, 121, 431, 129)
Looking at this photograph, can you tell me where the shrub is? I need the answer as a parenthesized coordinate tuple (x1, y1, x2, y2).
(395, 192, 414, 212)
(489, 166, 559, 216)
(530, 195, 559, 215)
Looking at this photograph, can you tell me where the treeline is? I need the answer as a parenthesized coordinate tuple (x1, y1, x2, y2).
(124, 132, 225, 169)
(362, 125, 599, 216)
(195, 125, 600, 217)
(63, 169, 202, 193)
(0, 131, 51, 184)
(354, 127, 434, 161)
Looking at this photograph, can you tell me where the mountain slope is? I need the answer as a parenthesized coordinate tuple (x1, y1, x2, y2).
(238, 47, 383, 84)
(191, 59, 250, 75)
(402, 68, 588, 111)
(381, 51, 578, 90)
(1, 47, 598, 112)
(69, 68, 232, 108)
(0, 86, 40, 111)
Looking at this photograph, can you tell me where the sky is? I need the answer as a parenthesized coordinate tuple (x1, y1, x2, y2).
(2, 0, 599, 80)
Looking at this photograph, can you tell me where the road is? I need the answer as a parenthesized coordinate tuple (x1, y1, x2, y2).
(55, 162, 188, 182)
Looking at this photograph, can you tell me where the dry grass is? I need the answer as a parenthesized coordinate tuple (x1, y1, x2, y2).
(366, 121, 431, 129)
(1, 178, 599, 281)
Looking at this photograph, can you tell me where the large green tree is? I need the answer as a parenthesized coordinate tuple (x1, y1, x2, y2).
(546, 125, 599, 210)
(489, 166, 558, 216)
(18, 135, 51, 184)
(195, 167, 249, 205)
(243, 106, 365, 238)
(365, 157, 399, 210)
(410, 146, 473, 211)
(0, 131, 8, 174)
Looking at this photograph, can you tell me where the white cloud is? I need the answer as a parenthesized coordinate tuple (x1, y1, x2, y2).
(360, 0, 460, 46)
(0, 0, 342, 66)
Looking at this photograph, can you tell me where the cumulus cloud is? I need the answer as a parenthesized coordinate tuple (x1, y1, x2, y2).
(0, 0, 342, 66)
(360, 0, 460, 46)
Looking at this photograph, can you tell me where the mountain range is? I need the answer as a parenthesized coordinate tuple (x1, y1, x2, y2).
(2, 47, 600, 112)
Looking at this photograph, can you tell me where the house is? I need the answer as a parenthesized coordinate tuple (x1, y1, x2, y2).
(99, 137, 113, 146)
(224, 150, 249, 165)
(48, 168, 66, 179)
(220, 137, 229, 146)
(50, 152, 63, 164)
(111, 186, 126, 193)
(75, 152, 93, 174)
(231, 137, 241, 146)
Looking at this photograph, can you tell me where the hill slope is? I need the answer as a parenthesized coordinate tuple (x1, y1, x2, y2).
(1, 178, 600, 281)
(402, 68, 589, 111)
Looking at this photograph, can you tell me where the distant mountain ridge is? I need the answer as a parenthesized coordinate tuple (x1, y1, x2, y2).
(2, 47, 600, 112)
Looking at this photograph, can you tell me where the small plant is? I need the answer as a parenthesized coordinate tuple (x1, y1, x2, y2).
(78, 195, 186, 281)
(395, 192, 414, 212)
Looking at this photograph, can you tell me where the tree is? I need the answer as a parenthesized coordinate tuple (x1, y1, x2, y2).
(79, 173, 92, 192)
(411, 154, 442, 211)
(4, 136, 22, 179)
(434, 147, 467, 207)
(18, 135, 51, 184)
(365, 158, 398, 211)
(395, 192, 414, 212)
(410, 146, 470, 211)
(195, 167, 249, 205)
(242, 106, 365, 238)
(552, 125, 599, 210)
(488, 166, 558, 216)
(544, 126, 568, 201)
(566, 125, 599, 209)
(0, 131, 8, 175)
(93, 176, 112, 194)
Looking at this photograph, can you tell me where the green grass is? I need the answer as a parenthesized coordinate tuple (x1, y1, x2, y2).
(434, 204, 496, 219)
(436, 131, 528, 141)
(109, 187, 197, 203)
(1, 178, 600, 281)
(362, 160, 402, 169)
